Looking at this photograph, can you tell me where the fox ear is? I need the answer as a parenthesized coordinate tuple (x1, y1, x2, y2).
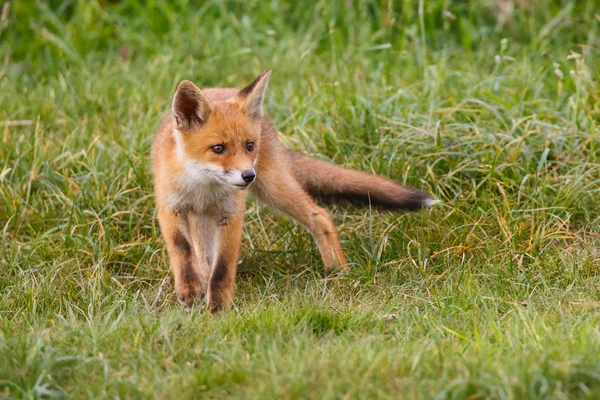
(237, 70, 271, 120)
(172, 80, 213, 131)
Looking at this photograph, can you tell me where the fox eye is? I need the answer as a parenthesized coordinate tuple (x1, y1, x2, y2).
(211, 145, 225, 154)
(246, 142, 255, 152)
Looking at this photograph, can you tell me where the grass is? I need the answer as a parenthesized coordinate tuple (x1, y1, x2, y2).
(1, 0, 599, 398)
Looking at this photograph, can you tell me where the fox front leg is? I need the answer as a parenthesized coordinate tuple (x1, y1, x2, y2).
(206, 203, 245, 312)
(157, 208, 206, 306)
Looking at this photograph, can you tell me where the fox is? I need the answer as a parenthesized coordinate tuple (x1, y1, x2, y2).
(152, 70, 438, 312)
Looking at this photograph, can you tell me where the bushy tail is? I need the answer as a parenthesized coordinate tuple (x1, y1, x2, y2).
(284, 150, 436, 210)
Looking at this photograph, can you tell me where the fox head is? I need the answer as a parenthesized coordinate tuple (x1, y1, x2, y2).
(171, 70, 271, 190)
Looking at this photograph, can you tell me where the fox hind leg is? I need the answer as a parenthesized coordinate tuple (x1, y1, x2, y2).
(251, 167, 348, 273)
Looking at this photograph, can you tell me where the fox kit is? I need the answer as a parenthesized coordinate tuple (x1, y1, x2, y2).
(152, 70, 436, 312)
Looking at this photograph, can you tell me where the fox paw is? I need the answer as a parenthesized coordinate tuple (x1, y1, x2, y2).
(176, 284, 205, 307)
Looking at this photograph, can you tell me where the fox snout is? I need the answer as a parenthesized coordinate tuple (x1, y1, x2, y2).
(229, 168, 256, 189)
(241, 169, 256, 183)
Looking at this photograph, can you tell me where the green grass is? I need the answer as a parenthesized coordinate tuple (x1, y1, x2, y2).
(1, 0, 600, 398)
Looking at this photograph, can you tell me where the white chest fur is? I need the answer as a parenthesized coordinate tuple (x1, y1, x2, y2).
(166, 166, 237, 217)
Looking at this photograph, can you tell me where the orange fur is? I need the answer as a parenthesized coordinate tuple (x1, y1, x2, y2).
(152, 70, 435, 311)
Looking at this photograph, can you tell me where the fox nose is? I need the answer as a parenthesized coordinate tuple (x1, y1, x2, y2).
(241, 169, 256, 183)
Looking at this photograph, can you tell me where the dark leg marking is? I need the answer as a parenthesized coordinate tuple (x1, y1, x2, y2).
(172, 231, 204, 305)
(211, 256, 229, 286)
(172, 231, 192, 258)
(181, 261, 197, 285)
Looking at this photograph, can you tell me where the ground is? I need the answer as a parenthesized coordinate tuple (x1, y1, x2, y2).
(1, 1, 599, 399)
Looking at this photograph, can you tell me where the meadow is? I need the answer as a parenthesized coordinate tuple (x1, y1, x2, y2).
(1, 0, 599, 398)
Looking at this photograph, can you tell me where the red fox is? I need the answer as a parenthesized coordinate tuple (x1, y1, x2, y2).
(152, 70, 438, 312)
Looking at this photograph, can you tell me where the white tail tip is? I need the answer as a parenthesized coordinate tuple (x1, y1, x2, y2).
(423, 199, 442, 208)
